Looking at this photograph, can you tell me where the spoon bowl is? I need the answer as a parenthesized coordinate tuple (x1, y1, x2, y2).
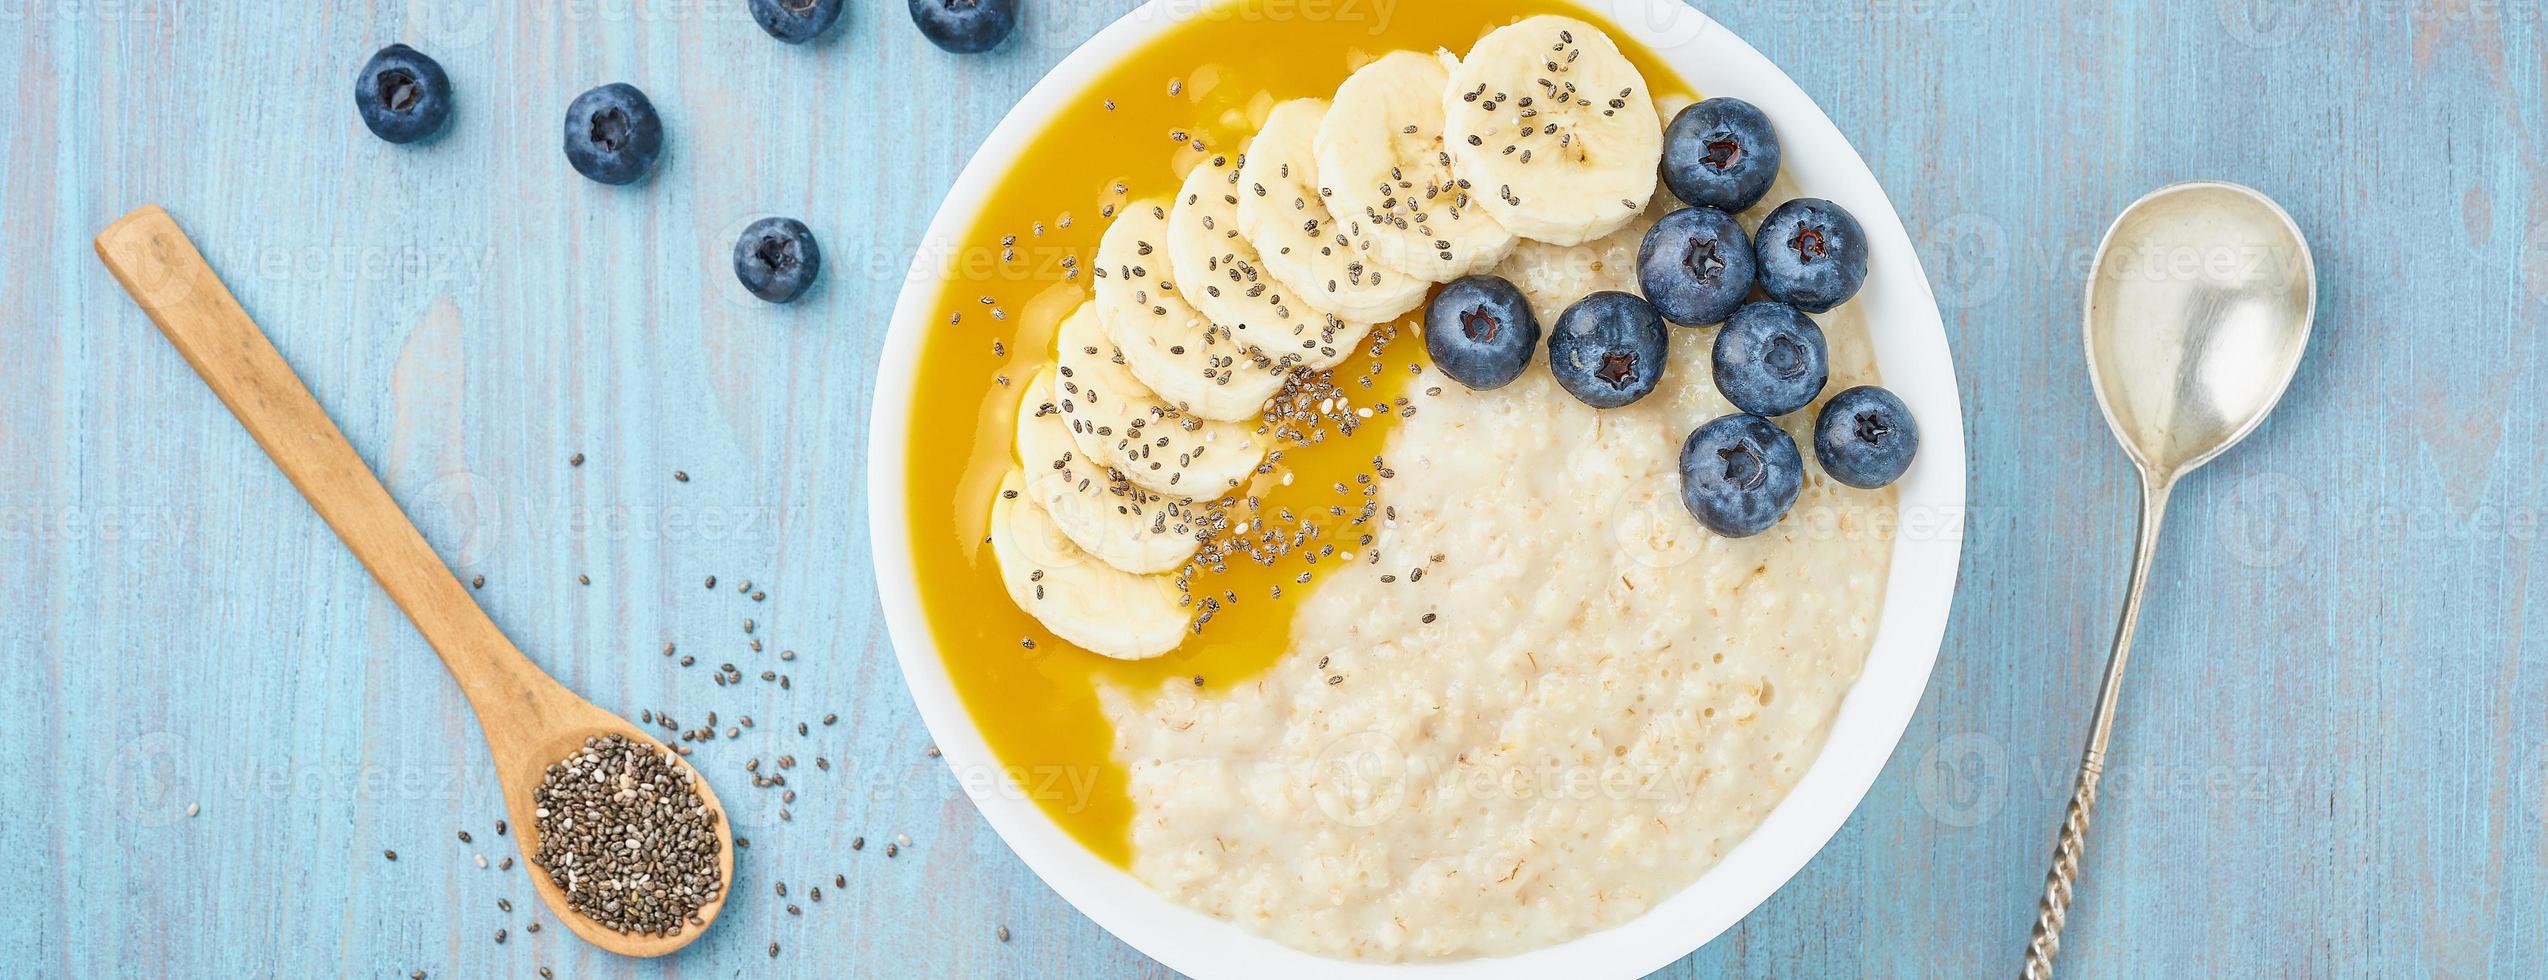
(499, 714, 736, 956)
(2085, 181, 2317, 479)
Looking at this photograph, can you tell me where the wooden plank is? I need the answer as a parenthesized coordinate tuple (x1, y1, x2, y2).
(1, 1, 2541, 976)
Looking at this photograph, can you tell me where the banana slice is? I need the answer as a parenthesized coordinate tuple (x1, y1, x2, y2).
(1093, 199, 1291, 421)
(1054, 302, 1268, 497)
(1235, 99, 1431, 324)
(989, 469, 1189, 661)
(1443, 16, 1663, 247)
(1168, 148, 1373, 370)
(1014, 369, 1207, 575)
(1315, 50, 1518, 282)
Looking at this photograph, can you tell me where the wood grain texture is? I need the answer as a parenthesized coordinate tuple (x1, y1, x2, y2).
(2, 1, 2543, 977)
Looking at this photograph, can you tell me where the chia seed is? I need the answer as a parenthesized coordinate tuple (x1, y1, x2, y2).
(530, 735, 724, 937)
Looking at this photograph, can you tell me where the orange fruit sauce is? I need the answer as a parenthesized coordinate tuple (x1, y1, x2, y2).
(902, 0, 1693, 866)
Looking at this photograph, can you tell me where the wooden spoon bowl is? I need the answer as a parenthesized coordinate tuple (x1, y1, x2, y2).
(95, 205, 732, 957)
(498, 714, 736, 956)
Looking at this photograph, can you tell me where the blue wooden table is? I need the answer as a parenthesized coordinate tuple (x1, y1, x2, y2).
(5, 1, 2543, 976)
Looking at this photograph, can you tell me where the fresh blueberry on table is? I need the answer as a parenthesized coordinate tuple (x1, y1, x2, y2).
(1639, 206, 1755, 327)
(1712, 301, 1828, 417)
(910, 0, 1019, 53)
(1815, 385, 1919, 489)
(751, 0, 846, 44)
(1754, 197, 1868, 313)
(1547, 291, 1668, 409)
(1679, 413, 1804, 538)
(563, 83, 664, 186)
(1661, 97, 1780, 214)
(734, 218, 823, 304)
(1425, 275, 1540, 390)
(354, 44, 452, 145)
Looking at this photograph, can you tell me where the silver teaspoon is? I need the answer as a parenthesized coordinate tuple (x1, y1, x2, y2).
(2021, 181, 2316, 977)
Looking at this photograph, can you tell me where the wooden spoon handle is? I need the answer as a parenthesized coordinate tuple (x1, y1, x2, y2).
(94, 204, 534, 711)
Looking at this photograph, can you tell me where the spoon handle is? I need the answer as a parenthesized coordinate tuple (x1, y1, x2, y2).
(2022, 476, 2172, 979)
(92, 205, 535, 712)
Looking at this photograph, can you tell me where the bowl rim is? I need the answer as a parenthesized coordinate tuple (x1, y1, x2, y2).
(864, 1, 1968, 975)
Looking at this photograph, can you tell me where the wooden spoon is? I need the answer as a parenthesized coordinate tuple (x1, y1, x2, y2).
(94, 205, 732, 957)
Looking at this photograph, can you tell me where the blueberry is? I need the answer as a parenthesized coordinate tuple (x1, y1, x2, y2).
(751, 0, 845, 43)
(1754, 198, 1868, 313)
(355, 44, 452, 145)
(1661, 98, 1780, 214)
(1547, 291, 1668, 409)
(909, 0, 1018, 53)
(1680, 414, 1805, 538)
(1638, 207, 1755, 327)
(563, 83, 664, 186)
(734, 218, 823, 304)
(1815, 386, 1919, 489)
(1424, 275, 1539, 390)
(1712, 302, 1828, 417)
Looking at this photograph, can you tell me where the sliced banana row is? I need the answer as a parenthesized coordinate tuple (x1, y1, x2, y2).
(991, 15, 1664, 660)
(1001, 315, 1238, 658)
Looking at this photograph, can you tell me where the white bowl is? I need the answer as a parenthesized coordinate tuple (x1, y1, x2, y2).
(866, 2, 1968, 975)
